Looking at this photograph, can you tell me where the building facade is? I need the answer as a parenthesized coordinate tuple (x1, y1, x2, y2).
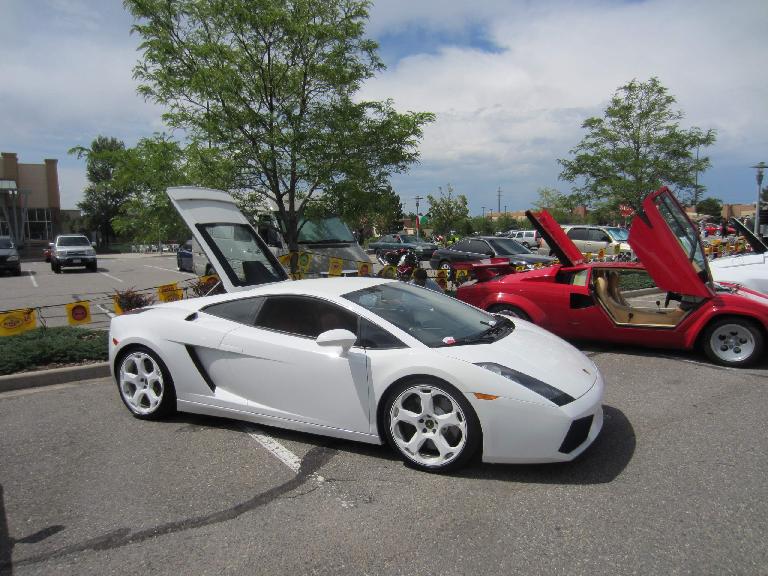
(0, 152, 61, 246)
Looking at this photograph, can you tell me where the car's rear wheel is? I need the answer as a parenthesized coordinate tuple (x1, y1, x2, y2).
(488, 304, 530, 321)
(383, 380, 481, 473)
(702, 317, 764, 367)
(116, 346, 176, 419)
(87, 261, 97, 272)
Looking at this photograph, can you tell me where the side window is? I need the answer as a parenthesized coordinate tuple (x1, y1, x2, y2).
(452, 239, 472, 252)
(588, 229, 611, 242)
(255, 296, 357, 339)
(358, 318, 406, 349)
(203, 297, 264, 325)
(468, 239, 490, 254)
(567, 228, 587, 241)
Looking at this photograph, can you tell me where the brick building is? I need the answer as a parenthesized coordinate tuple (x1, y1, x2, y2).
(0, 152, 61, 247)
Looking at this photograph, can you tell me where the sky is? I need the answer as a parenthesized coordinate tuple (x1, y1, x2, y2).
(2, 0, 767, 216)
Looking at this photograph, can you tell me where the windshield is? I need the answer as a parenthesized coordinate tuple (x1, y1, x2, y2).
(58, 236, 90, 247)
(0, 238, 13, 249)
(197, 223, 287, 286)
(654, 194, 708, 274)
(398, 234, 424, 244)
(343, 282, 513, 347)
(606, 227, 629, 241)
(486, 237, 530, 255)
(297, 217, 355, 243)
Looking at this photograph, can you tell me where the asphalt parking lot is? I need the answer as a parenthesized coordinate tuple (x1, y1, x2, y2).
(0, 254, 198, 328)
(1, 346, 767, 575)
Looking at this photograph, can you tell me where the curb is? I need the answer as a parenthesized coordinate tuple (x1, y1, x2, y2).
(0, 362, 110, 393)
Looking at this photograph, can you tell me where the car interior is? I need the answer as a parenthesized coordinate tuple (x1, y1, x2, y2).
(592, 269, 689, 327)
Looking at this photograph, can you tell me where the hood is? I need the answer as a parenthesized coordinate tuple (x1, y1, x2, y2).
(709, 253, 768, 269)
(526, 210, 584, 267)
(730, 218, 767, 254)
(436, 319, 597, 400)
(629, 187, 714, 299)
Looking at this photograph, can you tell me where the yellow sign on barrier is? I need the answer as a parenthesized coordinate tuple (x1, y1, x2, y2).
(298, 252, 312, 274)
(380, 265, 397, 279)
(435, 269, 448, 290)
(614, 244, 621, 255)
(598, 248, 605, 260)
(328, 257, 343, 277)
(278, 252, 293, 268)
(157, 282, 183, 303)
(584, 252, 593, 262)
(66, 301, 91, 326)
(455, 269, 469, 283)
(113, 295, 124, 316)
(357, 261, 372, 277)
(0, 308, 37, 337)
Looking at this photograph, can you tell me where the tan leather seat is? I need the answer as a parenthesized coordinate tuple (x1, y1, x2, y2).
(595, 275, 686, 326)
(595, 276, 631, 323)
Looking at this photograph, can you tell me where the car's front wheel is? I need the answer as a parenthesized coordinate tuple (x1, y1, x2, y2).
(702, 317, 764, 367)
(383, 380, 481, 473)
(51, 260, 61, 274)
(116, 346, 176, 419)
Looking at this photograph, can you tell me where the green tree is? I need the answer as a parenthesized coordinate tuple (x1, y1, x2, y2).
(427, 184, 469, 235)
(68, 136, 129, 247)
(532, 187, 576, 223)
(558, 77, 716, 210)
(126, 0, 433, 270)
(696, 197, 723, 219)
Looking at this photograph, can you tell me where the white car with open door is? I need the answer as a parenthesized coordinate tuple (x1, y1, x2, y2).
(108, 187, 604, 473)
(708, 218, 768, 294)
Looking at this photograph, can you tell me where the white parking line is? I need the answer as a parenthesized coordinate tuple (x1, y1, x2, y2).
(27, 271, 38, 287)
(96, 303, 115, 319)
(143, 264, 195, 276)
(242, 425, 303, 473)
(100, 272, 123, 282)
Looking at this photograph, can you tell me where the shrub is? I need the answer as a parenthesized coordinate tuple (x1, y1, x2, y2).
(114, 287, 155, 312)
(0, 327, 108, 375)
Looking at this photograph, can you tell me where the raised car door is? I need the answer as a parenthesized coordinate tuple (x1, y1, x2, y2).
(527, 210, 584, 267)
(167, 187, 288, 292)
(217, 295, 371, 433)
(629, 187, 714, 298)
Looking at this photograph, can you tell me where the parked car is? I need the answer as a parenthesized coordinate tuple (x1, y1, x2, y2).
(456, 187, 768, 368)
(559, 225, 632, 259)
(176, 240, 194, 272)
(368, 233, 438, 261)
(707, 217, 768, 294)
(429, 236, 555, 270)
(509, 230, 542, 249)
(0, 236, 21, 276)
(50, 234, 97, 273)
(109, 184, 606, 473)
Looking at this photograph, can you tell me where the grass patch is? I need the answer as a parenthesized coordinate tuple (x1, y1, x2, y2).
(0, 327, 108, 376)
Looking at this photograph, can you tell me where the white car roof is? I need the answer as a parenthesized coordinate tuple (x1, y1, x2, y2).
(157, 277, 396, 312)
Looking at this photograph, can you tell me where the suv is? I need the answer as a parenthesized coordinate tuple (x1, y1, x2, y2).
(561, 225, 631, 259)
(509, 230, 541, 249)
(0, 236, 21, 276)
(51, 234, 97, 273)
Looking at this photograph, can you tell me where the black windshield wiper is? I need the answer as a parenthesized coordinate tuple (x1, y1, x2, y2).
(445, 316, 515, 346)
(299, 239, 350, 244)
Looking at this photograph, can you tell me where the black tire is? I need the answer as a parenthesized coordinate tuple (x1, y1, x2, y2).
(381, 378, 482, 473)
(489, 304, 530, 321)
(87, 261, 98, 272)
(115, 345, 177, 419)
(13, 268, 21, 276)
(51, 261, 61, 274)
(701, 316, 764, 367)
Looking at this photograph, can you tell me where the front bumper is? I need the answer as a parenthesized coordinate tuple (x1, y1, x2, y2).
(0, 259, 21, 272)
(474, 372, 604, 464)
(55, 255, 97, 267)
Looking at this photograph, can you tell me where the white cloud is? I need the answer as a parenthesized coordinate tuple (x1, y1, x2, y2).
(363, 0, 768, 208)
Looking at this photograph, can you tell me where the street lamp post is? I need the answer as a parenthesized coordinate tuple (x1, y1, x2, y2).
(752, 162, 766, 237)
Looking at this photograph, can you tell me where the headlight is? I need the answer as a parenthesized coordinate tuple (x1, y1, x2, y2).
(87, 248, 96, 256)
(475, 362, 575, 406)
(7, 255, 18, 261)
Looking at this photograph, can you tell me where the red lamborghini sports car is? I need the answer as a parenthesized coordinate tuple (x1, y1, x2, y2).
(456, 187, 768, 367)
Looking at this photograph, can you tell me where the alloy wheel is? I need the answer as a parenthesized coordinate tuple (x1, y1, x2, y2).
(389, 385, 468, 468)
(708, 323, 756, 364)
(119, 351, 166, 415)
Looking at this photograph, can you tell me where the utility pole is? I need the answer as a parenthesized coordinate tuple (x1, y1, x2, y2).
(752, 162, 766, 237)
(482, 206, 486, 218)
(497, 186, 502, 214)
(414, 195, 423, 239)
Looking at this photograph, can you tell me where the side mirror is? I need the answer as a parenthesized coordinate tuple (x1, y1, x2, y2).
(316, 329, 357, 355)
